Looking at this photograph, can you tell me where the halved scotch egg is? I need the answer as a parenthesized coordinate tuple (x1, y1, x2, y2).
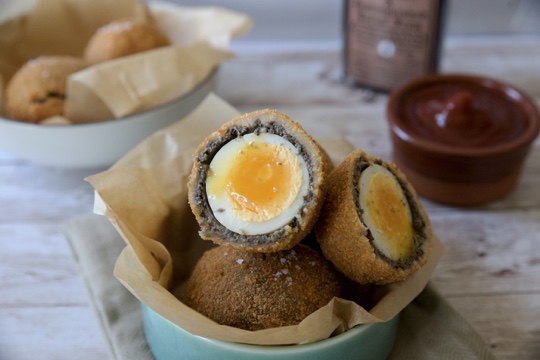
(206, 132, 310, 235)
(315, 149, 432, 285)
(187, 109, 331, 252)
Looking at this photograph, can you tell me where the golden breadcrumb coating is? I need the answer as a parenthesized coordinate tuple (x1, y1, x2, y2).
(183, 244, 341, 330)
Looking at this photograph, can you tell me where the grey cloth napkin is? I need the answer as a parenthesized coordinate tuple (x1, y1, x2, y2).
(63, 214, 497, 360)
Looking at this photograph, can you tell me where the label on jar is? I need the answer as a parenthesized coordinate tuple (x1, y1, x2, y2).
(344, 0, 442, 91)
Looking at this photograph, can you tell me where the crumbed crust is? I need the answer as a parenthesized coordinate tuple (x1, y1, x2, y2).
(315, 149, 433, 285)
(187, 109, 331, 252)
(5, 56, 87, 123)
(84, 18, 170, 64)
(183, 244, 341, 330)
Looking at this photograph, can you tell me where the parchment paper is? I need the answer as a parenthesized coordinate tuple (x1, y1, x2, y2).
(64, 213, 494, 360)
(0, 0, 252, 123)
(86, 93, 444, 346)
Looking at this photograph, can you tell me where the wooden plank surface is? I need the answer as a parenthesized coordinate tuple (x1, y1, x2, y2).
(1, 35, 540, 359)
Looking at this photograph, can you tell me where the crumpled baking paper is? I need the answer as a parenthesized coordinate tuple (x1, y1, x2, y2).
(0, 0, 252, 123)
(87, 93, 444, 345)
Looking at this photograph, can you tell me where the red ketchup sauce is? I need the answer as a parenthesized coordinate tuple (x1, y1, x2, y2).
(399, 82, 528, 147)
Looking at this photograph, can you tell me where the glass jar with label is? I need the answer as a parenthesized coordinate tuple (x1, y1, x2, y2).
(343, 0, 446, 92)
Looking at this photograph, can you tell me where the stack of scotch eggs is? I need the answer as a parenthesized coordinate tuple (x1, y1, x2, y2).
(183, 109, 433, 331)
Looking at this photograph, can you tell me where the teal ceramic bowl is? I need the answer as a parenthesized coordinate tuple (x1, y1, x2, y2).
(142, 304, 399, 360)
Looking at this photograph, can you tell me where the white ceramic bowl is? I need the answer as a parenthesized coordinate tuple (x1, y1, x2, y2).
(0, 69, 216, 168)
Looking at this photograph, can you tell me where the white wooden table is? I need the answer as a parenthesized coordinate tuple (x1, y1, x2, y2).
(1, 35, 539, 360)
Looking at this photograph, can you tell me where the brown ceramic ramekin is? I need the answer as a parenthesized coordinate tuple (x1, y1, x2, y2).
(387, 74, 540, 206)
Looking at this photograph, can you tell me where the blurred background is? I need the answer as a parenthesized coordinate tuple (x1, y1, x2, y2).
(167, 0, 540, 42)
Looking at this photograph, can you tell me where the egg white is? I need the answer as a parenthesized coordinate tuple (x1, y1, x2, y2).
(206, 133, 309, 235)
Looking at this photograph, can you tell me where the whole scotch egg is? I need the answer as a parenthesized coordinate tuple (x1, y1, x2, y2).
(183, 244, 341, 331)
(188, 109, 332, 252)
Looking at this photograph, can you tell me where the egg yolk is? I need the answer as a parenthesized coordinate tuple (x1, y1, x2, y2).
(363, 171, 415, 260)
(207, 140, 302, 222)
